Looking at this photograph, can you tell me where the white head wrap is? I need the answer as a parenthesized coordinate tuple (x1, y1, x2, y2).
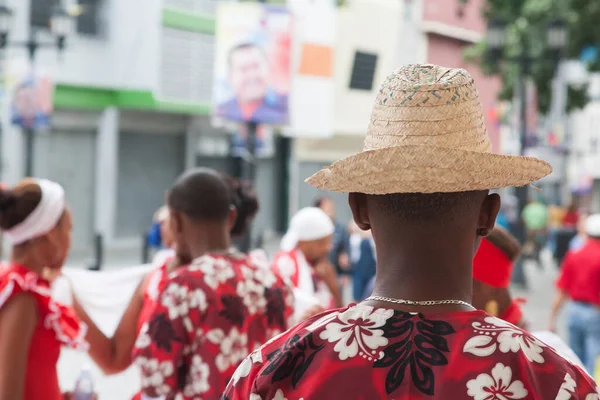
(586, 214, 600, 237)
(5, 179, 66, 245)
(280, 207, 335, 251)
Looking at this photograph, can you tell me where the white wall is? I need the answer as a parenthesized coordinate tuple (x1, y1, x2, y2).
(568, 101, 600, 182)
(23, 0, 162, 90)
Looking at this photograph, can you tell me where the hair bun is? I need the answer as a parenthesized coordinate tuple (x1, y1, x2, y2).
(223, 175, 259, 237)
(0, 190, 16, 211)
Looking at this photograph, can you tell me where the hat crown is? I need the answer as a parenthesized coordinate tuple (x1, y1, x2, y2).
(365, 64, 492, 153)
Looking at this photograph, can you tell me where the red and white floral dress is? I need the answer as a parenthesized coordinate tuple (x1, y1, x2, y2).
(224, 303, 599, 400)
(272, 248, 334, 309)
(133, 251, 294, 399)
(0, 263, 88, 400)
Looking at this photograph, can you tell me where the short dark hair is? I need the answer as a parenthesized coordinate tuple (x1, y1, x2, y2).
(167, 168, 232, 222)
(228, 42, 265, 67)
(368, 191, 487, 223)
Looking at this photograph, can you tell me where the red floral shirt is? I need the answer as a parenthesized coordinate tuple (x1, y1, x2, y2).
(224, 303, 599, 400)
(132, 251, 294, 399)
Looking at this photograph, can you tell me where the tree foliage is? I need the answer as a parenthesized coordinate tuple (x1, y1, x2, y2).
(467, 0, 600, 113)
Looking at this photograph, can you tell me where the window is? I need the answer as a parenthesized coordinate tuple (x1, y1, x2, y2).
(30, 0, 56, 29)
(77, 0, 101, 36)
(30, 0, 102, 36)
(349, 51, 378, 91)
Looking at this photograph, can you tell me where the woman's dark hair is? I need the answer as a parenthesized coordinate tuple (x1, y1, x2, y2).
(222, 175, 259, 237)
(168, 168, 231, 221)
(0, 179, 42, 231)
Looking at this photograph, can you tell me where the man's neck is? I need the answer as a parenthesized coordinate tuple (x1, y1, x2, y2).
(369, 228, 475, 312)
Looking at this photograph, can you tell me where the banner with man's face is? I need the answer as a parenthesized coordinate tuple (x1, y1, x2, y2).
(213, 3, 291, 125)
(7, 59, 54, 130)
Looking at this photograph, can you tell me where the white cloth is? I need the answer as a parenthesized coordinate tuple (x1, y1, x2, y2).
(52, 265, 154, 336)
(5, 179, 65, 245)
(281, 207, 335, 251)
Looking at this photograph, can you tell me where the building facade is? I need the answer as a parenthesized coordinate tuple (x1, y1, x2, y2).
(1, 0, 288, 259)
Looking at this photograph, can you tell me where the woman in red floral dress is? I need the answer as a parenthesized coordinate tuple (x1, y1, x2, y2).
(0, 179, 88, 400)
(72, 174, 263, 398)
(133, 168, 293, 399)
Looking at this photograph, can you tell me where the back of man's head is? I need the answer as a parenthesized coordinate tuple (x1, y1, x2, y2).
(367, 191, 488, 226)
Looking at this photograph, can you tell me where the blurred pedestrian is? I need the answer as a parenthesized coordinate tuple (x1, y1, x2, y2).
(550, 214, 600, 373)
(568, 212, 589, 252)
(472, 226, 527, 328)
(0, 179, 88, 400)
(351, 229, 376, 302)
(133, 168, 292, 399)
(472, 227, 584, 368)
(148, 205, 175, 268)
(273, 207, 342, 310)
(224, 64, 595, 399)
(562, 201, 581, 230)
(72, 171, 266, 399)
(521, 197, 548, 263)
(547, 203, 566, 255)
(314, 196, 351, 288)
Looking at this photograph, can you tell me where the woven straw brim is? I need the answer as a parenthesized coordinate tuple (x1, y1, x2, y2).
(305, 145, 552, 194)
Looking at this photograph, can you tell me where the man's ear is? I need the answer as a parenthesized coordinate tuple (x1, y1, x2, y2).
(479, 193, 501, 232)
(349, 193, 371, 231)
(228, 206, 238, 231)
(169, 209, 184, 235)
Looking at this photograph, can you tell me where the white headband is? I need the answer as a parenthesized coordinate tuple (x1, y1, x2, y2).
(281, 207, 335, 251)
(5, 179, 66, 245)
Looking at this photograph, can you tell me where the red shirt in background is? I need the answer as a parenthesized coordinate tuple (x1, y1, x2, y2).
(557, 239, 600, 305)
(562, 210, 580, 228)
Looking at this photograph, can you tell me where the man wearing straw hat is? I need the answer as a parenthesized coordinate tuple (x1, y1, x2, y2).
(224, 65, 597, 399)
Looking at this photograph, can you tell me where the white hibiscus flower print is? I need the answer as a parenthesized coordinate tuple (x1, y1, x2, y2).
(250, 394, 262, 400)
(191, 257, 235, 289)
(467, 363, 528, 400)
(237, 279, 267, 314)
(206, 327, 249, 371)
(253, 266, 277, 289)
(136, 357, 175, 396)
(230, 349, 263, 386)
(319, 306, 393, 361)
(187, 288, 208, 312)
(182, 355, 210, 397)
(463, 317, 546, 363)
(160, 283, 190, 320)
(275, 255, 296, 285)
(555, 373, 577, 400)
(586, 387, 600, 400)
(249, 249, 270, 269)
(134, 329, 151, 349)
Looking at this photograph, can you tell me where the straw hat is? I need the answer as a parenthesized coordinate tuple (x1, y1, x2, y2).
(306, 64, 552, 194)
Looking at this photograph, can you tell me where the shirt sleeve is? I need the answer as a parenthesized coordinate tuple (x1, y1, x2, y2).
(556, 252, 574, 292)
(134, 273, 205, 398)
